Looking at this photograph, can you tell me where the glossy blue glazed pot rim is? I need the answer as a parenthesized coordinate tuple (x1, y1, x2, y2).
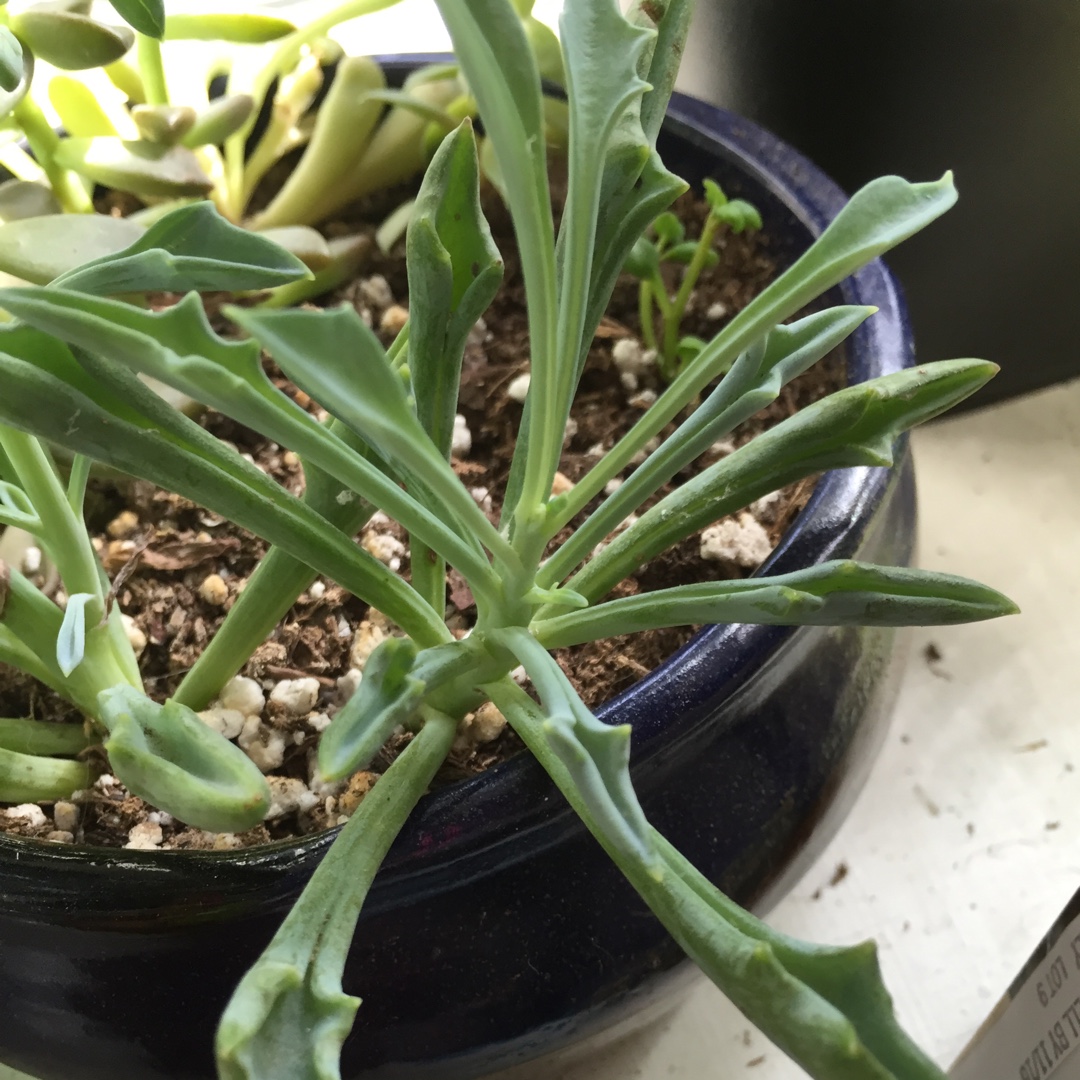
(0, 75, 913, 898)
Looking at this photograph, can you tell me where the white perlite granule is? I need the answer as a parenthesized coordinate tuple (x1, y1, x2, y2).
(700, 513, 773, 568)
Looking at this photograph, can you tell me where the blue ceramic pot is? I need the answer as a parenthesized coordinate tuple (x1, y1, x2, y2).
(0, 77, 915, 1080)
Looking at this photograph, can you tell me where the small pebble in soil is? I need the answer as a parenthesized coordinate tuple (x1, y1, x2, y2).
(611, 338, 656, 395)
(706, 301, 729, 320)
(126, 821, 163, 850)
(220, 675, 265, 717)
(359, 274, 394, 310)
(628, 389, 657, 409)
(507, 372, 531, 403)
(53, 800, 79, 833)
(361, 530, 406, 571)
(700, 513, 773, 569)
(46, 830, 73, 844)
(604, 478, 624, 496)
(308, 580, 326, 600)
(199, 705, 246, 740)
(379, 304, 409, 335)
(351, 621, 386, 669)
(121, 613, 147, 656)
(266, 776, 319, 820)
(269, 677, 321, 717)
(550, 471, 574, 497)
(336, 669, 362, 704)
(106, 509, 140, 539)
(338, 771, 378, 816)
(469, 702, 507, 744)
(198, 573, 229, 606)
(20, 546, 41, 575)
(239, 716, 286, 772)
(451, 413, 473, 457)
(4, 804, 46, 827)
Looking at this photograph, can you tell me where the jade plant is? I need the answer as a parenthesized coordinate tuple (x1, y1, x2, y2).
(0, 0, 564, 303)
(0, 0, 1017, 1077)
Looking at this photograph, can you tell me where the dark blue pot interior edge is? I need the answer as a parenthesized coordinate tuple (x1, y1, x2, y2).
(0, 63, 919, 1080)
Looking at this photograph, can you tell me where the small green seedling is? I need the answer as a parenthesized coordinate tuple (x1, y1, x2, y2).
(627, 179, 762, 379)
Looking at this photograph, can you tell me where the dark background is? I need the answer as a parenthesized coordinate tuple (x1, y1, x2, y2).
(676, 0, 1080, 409)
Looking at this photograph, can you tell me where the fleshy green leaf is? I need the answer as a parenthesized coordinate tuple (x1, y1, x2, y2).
(9, 9, 134, 70)
(533, 560, 1019, 648)
(53, 136, 213, 197)
(49, 75, 121, 136)
(0, 42, 31, 120)
(53, 202, 310, 294)
(0, 179, 61, 223)
(499, 627, 658, 873)
(253, 226, 332, 270)
(434, 0, 558, 521)
(216, 711, 458, 1080)
(110, 0, 165, 38)
(0, 25, 23, 92)
(0, 715, 94, 756)
(0, 745, 90, 801)
(317, 637, 424, 783)
(541, 306, 876, 586)
(97, 685, 271, 832)
(56, 590, 94, 676)
(164, 12, 295, 43)
(131, 104, 196, 146)
(249, 56, 386, 231)
(226, 303, 510, 589)
(567, 359, 999, 603)
(0, 316, 450, 647)
(181, 95, 255, 149)
(0, 214, 143, 284)
(408, 119, 503, 459)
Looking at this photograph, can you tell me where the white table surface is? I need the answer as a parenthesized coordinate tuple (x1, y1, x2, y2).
(5, 4, 1078, 1078)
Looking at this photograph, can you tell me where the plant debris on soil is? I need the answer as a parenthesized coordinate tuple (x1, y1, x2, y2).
(0, 185, 844, 850)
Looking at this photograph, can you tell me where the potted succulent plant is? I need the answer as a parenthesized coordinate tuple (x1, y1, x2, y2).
(0, 1, 1016, 1078)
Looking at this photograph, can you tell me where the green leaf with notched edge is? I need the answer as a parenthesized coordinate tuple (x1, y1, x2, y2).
(435, 0, 558, 519)
(540, 306, 876, 589)
(9, 9, 134, 70)
(317, 637, 424, 783)
(97, 686, 271, 832)
(53, 137, 213, 198)
(0, 330, 449, 647)
(408, 120, 503, 459)
(110, 0, 165, 38)
(0, 745, 90, 801)
(0, 289, 492, 598)
(0, 25, 23, 92)
(533, 560, 1019, 648)
(0, 214, 143, 285)
(226, 304, 508, 588)
(318, 637, 483, 783)
(53, 202, 309, 295)
(567, 359, 999, 604)
(164, 12, 295, 42)
(494, 674, 945, 1080)
(646, 832, 949, 1080)
(498, 627, 658, 874)
(216, 712, 457, 1080)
